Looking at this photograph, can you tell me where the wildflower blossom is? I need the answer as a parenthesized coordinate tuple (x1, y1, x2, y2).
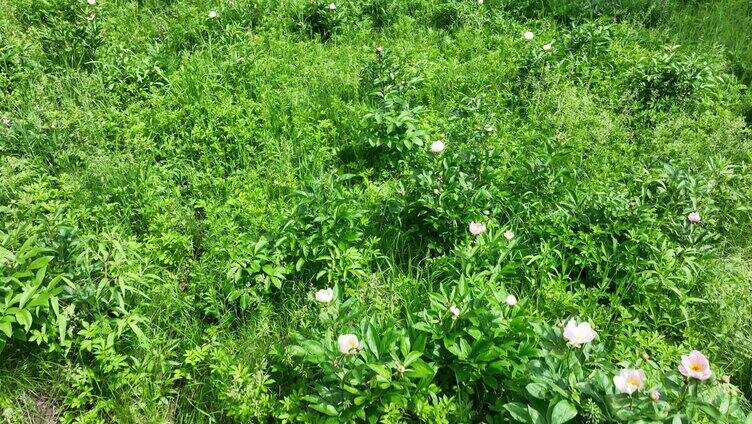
(687, 212, 701, 223)
(314, 288, 334, 303)
(503, 230, 514, 240)
(338, 334, 360, 354)
(678, 350, 712, 380)
(468, 222, 486, 236)
(505, 294, 517, 306)
(650, 389, 660, 401)
(543, 43, 553, 51)
(562, 319, 597, 347)
(87, 0, 96, 5)
(430, 140, 445, 154)
(449, 305, 460, 318)
(523, 31, 534, 41)
(328, 2, 336, 10)
(208, 10, 218, 18)
(613, 368, 646, 394)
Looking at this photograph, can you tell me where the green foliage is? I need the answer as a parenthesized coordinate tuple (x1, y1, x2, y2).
(1, 0, 752, 422)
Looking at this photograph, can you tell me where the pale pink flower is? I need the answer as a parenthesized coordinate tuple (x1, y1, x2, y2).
(208, 10, 218, 18)
(503, 230, 514, 240)
(650, 389, 660, 401)
(505, 294, 517, 306)
(613, 368, 646, 394)
(449, 305, 460, 318)
(338, 334, 360, 354)
(687, 212, 701, 223)
(468, 222, 486, 236)
(562, 319, 597, 347)
(678, 350, 712, 380)
(430, 140, 445, 154)
(523, 31, 535, 41)
(314, 288, 333, 303)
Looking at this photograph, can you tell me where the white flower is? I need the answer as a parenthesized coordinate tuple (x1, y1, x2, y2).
(543, 43, 553, 51)
(484, 124, 495, 133)
(86, 13, 95, 20)
(338, 334, 360, 354)
(314, 288, 334, 303)
(1, 116, 10, 127)
(430, 140, 445, 154)
(503, 230, 514, 240)
(328, 2, 336, 10)
(449, 305, 460, 317)
(562, 319, 597, 347)
(87, 0, 96, 5)
(505, 294, 517, 306)
(468, 222, 486, 236)
(523, 31, 535, 41)
(478, 0, 483, 4)
(208, 10, 218, 18)
(613, 368, 646, 395)
(433, 188, 440, 195)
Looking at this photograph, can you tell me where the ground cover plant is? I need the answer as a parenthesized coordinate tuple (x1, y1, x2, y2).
(2, 0, 752, 422)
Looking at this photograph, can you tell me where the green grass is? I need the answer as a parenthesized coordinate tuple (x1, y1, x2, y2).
(1, 0, 751, 422)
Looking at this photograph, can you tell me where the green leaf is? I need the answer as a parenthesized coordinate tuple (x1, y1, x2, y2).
(15, 309, 33, 331)
(403, 351, 422, 367)
(367, 364, 391, 381)
(0, 320, 12, 338)
(365, 324, 379, 359)
(27, 255, 52, 270)
(503, 402, 529, 422)
(301, 340, 326, 358)
(550, 399, 577, 424)
(695, 402, 720, 420)
(526, 382, 548, 399)
(310, 403, 338, 417)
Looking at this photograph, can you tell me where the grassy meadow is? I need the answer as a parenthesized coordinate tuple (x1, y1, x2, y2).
(1, 0, 752, 422)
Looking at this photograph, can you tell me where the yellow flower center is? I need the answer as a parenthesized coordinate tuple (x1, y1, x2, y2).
(626, 377, 640, 387)
(689, 363, 703, 372)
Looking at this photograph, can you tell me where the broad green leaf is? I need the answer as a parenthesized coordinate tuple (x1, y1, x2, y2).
(550, 399, 577, 424)
(503, 402, 529, 422)
(0, 320, 11, 338)
(365, 324, 379, 359)
(526, 382, 548, 399)
(27, 255, 52, 270)
(15, 309, 33, 331)
(310, 403, 338, 417)
(403, 351, 422, 367)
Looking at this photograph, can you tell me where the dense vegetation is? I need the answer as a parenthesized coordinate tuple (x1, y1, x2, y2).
(2, 0, 752, 422)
